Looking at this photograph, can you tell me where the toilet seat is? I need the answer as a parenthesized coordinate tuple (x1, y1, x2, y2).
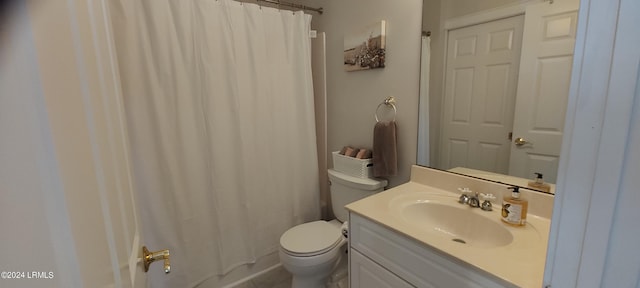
(280, 221, 343, 257)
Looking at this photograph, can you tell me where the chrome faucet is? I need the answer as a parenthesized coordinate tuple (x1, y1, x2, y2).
(468, 191, 481, 208)
(458, 188, 494, 211)
(458, 188, 472, 204)
(481, 195, 494, 211)
(458, 194, 470, 204)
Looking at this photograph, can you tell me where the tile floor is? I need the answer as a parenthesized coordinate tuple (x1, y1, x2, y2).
(233, 266, 292, 288)
(243, 226, 350, 288)
(232, 263, 349, 288)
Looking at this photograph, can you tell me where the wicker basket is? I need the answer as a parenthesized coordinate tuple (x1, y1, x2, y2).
(332, 151, 373, 178)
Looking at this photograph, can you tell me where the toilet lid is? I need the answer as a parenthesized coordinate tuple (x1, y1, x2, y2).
(280, 221, 342, 256)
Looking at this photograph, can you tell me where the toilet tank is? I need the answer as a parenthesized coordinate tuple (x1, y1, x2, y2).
(328, 169, 387, 222)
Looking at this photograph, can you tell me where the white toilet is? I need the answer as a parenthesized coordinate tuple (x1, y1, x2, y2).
(279, 169, 387, 288)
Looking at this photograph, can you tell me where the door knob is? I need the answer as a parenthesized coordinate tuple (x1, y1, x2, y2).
(514, 137, 529, 146)
(142, 246, 170, 274)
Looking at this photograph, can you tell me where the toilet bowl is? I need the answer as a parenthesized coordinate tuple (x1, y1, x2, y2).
(279, 169, 387, 288)
(279, 220, 346, 288)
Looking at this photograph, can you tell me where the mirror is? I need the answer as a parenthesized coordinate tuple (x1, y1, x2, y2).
(418, 0, 581, 194)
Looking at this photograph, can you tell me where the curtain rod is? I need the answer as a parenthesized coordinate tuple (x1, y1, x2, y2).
(256, 0, 323, 14)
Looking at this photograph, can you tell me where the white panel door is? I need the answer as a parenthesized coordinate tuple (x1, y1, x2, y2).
(508, 1, 579, 183)
(39, 0, 154, 286)
(441, 15, 524, 174)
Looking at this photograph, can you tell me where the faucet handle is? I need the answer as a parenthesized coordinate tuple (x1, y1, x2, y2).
(458, 187, 472, 194)
(480, 193, 495, 211)
(480, 193, 496, 201)
(458, 188, 472, 204)
(468, 196, 481, 208)
(458, 194, 470, 204)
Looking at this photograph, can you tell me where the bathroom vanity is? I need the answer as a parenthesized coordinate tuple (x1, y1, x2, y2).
(346, 165, 554, 287)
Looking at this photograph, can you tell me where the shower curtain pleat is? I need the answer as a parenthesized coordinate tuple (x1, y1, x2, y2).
(417, 35, 431, 166)
(109, 0, 319, 286)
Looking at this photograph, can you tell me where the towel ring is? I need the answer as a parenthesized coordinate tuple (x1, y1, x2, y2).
(375, 97, 397, 122)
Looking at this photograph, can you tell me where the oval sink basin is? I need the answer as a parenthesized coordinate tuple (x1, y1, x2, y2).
(393, 200, 513, 248)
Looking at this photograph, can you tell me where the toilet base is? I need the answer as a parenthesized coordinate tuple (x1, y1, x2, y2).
(281, 243, 347, 288)
(291, 276, 328, 288)
(280, 220, 349, 288)
(291, 256, 347, 288)
(283, 249, 340, 288)
(326, 251, 348, 288)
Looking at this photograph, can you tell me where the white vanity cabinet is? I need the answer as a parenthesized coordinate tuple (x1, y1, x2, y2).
(348, 213, 516, 288)
(350, 249, 414, 288)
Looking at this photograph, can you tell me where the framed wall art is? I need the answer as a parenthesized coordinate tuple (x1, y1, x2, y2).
(344, 20, 386, 72)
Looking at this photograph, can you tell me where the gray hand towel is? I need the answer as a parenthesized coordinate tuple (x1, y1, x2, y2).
(373, 121, 398, 177)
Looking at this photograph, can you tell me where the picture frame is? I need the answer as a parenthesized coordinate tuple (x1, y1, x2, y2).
(343, 20, 387, 72)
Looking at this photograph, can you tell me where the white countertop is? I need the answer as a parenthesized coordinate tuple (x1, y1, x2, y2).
(346, 166, 552, 288)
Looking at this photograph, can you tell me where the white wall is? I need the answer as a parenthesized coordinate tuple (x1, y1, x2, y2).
(0, 3, 82, 287)
(443, 0, 532, 19)
(0, 6, 64, 288)
(303, 0, 424, 188)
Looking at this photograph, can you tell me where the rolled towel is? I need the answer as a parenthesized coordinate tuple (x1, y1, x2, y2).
(355, 148, 372, 159)
(344, 146, 358, 157)
(341, 221, 349, 239)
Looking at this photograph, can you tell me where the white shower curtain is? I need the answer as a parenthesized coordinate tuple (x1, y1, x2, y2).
(108, 0, 319, 286)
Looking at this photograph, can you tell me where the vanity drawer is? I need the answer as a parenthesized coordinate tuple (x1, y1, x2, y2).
(350, 249, 414, 288)
(349, 213, 514, 288)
